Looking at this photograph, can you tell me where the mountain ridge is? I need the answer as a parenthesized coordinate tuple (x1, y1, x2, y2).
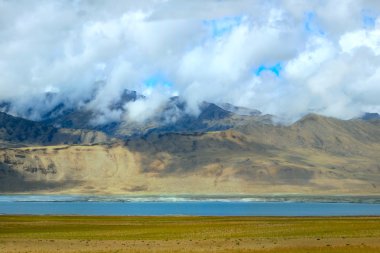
(0, 91, 379, 195)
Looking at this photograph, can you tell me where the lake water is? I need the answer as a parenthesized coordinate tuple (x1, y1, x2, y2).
(1, 195, 380, 216)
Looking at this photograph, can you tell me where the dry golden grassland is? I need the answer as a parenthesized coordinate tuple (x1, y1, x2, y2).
(0, 216, 379, 252)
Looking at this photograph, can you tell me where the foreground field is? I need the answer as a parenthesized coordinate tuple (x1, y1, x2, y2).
(0, 216, 379, 252)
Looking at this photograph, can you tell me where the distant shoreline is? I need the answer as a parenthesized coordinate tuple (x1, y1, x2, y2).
(1, 194, 380, 204)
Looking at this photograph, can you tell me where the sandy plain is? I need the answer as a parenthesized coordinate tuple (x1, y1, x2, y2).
(0, 216, 379, 252)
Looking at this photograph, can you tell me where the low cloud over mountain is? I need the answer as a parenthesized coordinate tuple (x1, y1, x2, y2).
(1, 0, 380, 124)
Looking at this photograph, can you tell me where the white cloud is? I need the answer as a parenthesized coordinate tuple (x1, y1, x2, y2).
(285, 37, 335, 81)
(124, 87, 171, 123)
(0, 0, 380, 123)
(340, 26, 380, 55)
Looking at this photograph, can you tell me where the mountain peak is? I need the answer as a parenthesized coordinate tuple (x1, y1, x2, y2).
(294, 113, 332, 127)
(198, 102, 232, 121)
(218, 103, 261, 116)
(109, 89, 145, 110)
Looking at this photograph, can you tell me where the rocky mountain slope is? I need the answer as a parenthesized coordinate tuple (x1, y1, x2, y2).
(0, 102, 379, 194)
(0, 112, 111, 147)
(39, 93, 270, 138)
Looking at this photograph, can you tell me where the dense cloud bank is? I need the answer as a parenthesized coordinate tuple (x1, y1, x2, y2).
(1, 0, 380, 123)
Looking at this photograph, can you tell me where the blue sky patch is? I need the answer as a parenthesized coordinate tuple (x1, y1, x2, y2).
(362, 11, 376, 29)
(144, 73, 173, 88)
(203, 16, 243, 38)
(304, 11, 324, 35)
(254, 63, 282, 77)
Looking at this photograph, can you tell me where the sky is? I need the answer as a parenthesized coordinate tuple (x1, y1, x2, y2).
(1, 0, 380, 123)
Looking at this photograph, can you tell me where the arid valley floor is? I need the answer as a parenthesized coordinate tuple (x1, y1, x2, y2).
(0, 216, 379, 252)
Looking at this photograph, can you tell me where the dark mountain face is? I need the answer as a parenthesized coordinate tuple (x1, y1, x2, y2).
(41, 89, 143, 133)
(41, 102, 67, 120)
(218, 103, 261, 116)
(0, 111, 56, 145)
(0, 101, 11, 113)
(2, 89, 379, 142)
(0, 112, 109, 147)
(39, 90, 266, 138)
(198, 102, 232, 120)
(0, 89, 283, 140)
(109, 89, 145, 110)
(361, 112, 380, 121)
(0, 92, 70, 121)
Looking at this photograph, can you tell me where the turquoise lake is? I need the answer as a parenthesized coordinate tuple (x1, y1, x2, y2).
(1, 195, 380, 216)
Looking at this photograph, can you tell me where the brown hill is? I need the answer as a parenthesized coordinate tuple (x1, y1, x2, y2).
(0, 113, 379, 195)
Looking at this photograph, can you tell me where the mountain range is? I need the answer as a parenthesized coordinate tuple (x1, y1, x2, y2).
(1, 90, 380, 195)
